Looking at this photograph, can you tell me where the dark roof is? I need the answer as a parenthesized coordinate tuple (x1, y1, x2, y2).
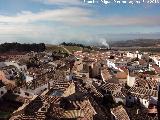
(24, 96, 43, 116)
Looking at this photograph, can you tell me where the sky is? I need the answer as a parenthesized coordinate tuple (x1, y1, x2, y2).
(0, 0, 160, 44)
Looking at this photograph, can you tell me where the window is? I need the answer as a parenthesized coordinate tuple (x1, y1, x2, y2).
(25, 92, 29, 96)
(153, 87, 156, 90)
(1, 91, 4, 95)
(129, 96, 131, 99)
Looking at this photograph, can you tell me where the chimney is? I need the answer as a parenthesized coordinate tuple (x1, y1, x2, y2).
(136, 109, 139, 114)
(45, 75, 50, 90)
(48, 81, 50, 90)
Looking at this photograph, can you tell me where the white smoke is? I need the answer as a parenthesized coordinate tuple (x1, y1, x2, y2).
(100, 38, 110, 49)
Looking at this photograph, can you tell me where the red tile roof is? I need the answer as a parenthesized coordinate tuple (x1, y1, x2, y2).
(111, 105, 130, 120)
(116, 72, 127, 79)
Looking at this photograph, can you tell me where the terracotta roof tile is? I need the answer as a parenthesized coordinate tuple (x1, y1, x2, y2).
(116, 72, 127, 79)
(111, 105, 130, 120)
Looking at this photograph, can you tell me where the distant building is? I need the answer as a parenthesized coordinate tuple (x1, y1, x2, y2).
(150, 55, 160, 67)
(127, 51, 142, 59)
(0, 51, 30, 61)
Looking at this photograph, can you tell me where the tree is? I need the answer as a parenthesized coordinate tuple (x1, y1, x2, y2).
(0, 42, 46, 53)
(27, 57, 40, 68)
(15, 72, 25, 87)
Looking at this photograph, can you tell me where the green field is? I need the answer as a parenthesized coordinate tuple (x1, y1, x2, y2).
(46, 44, 83, 53)
(46, 45, 67, 52)
(63, 46, 82, 53)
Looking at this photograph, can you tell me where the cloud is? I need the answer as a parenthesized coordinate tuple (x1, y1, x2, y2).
(0, 21, 95, 44)
(0, 7, 90, 24)
(0, 24, 53, 43)
(0, 6, 160, 44)
(33, 0, 82, 5)
(0, 7, 160, 26)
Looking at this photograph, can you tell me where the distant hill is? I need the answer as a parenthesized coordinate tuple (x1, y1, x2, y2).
(0, 43, 46, 53)
(110, 39, 160, 47)
(46, 44, 82, 54)
(46, 44, 66, 52)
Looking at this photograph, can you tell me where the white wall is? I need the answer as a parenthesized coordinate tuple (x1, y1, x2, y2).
(62, 82, 75, 97)
(127, 52, 137, 58)
(140, 98, 149, 108)
(150, 56, 160, 67)
(107, 60, 127, 72)
(107, 60, 116, 68)
(127, 52, 142, 59)
(114, 97, 126, 105)
(127, 74, 136, 87)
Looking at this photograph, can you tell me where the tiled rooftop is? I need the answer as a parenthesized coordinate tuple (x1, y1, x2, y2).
(128, 87, 158, 98)
(101, 83, 121, 92)
(111, 105, 130, 120)
(10, 95, 61, 120)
